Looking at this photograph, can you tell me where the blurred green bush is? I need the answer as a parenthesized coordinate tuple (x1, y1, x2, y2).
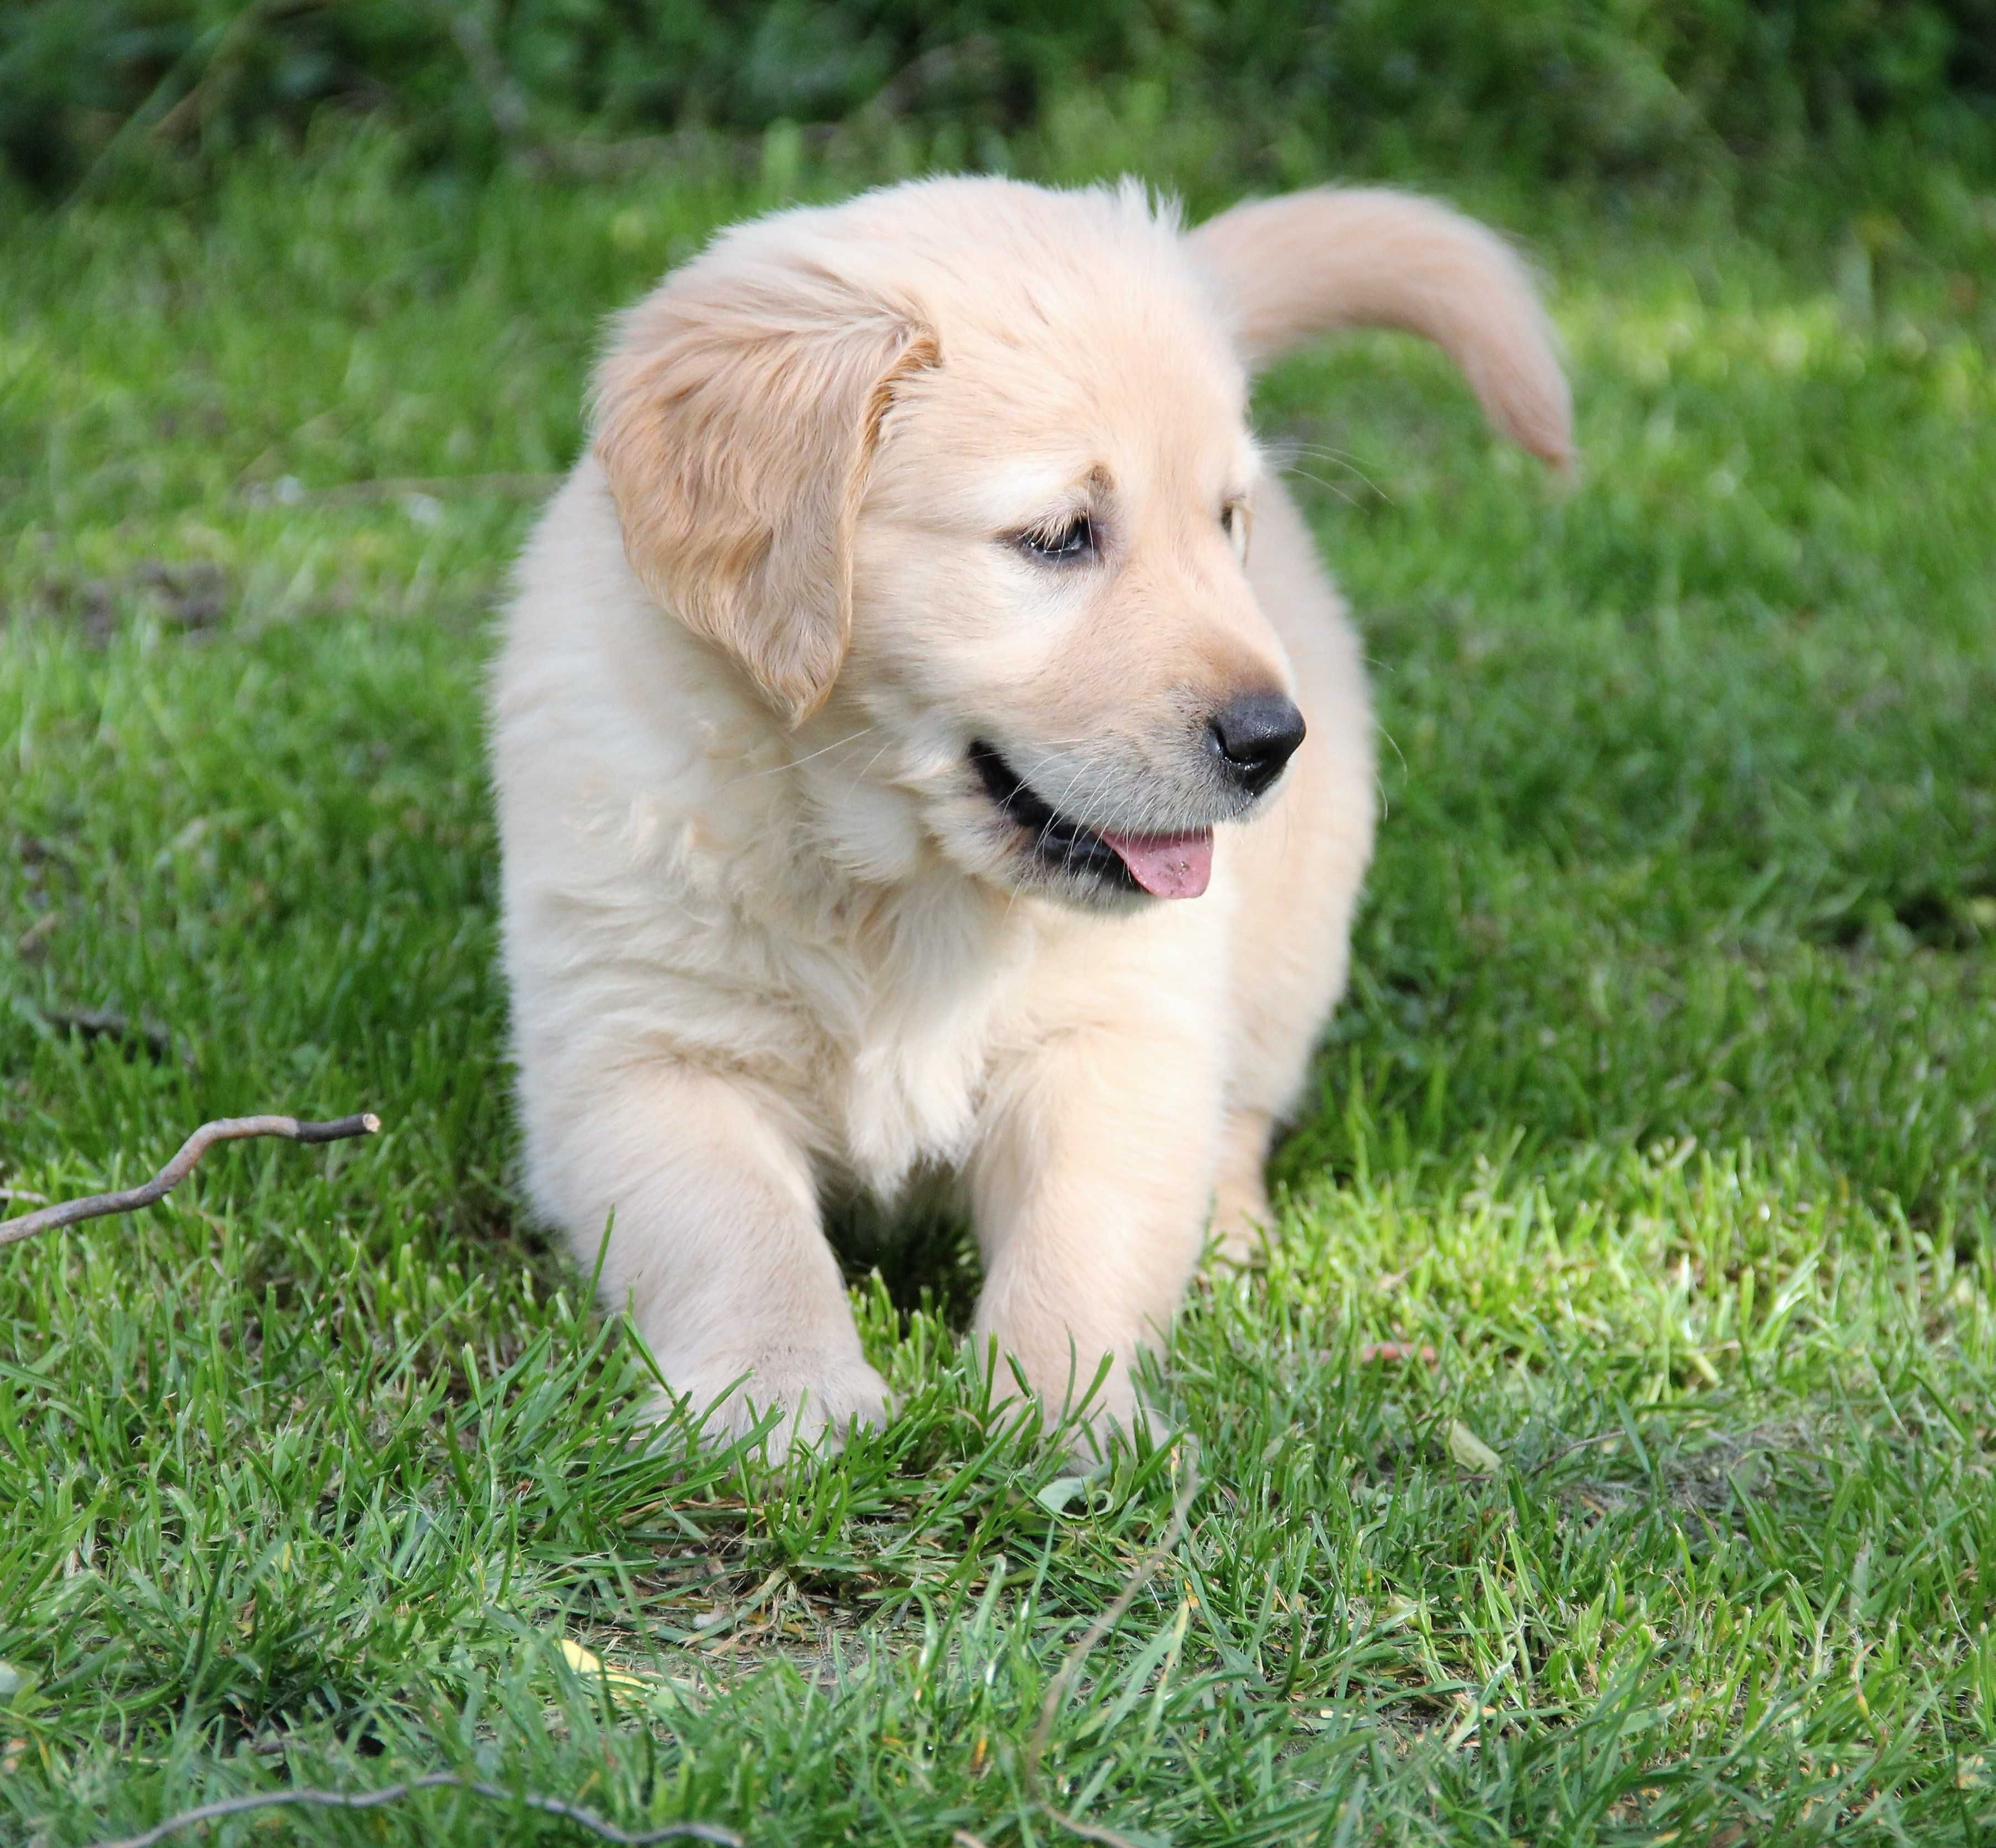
(3, 0, 1993, 194)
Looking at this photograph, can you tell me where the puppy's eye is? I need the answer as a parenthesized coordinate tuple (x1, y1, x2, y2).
(1019, 514, 1095, 562)
(1221, 500, 1251, 563)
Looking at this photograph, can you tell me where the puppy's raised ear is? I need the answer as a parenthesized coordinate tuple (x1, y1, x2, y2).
(593, 236, 938, 722)
(1188, 188, 1572, 468)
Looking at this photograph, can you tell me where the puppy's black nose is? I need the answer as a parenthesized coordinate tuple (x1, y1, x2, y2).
(1205, 692, 1306, 796)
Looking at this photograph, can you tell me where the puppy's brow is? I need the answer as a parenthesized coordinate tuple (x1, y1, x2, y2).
(969, 461, 1106, 527)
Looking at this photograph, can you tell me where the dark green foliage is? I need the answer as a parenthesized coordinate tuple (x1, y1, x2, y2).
(5, 0, 1995, 195)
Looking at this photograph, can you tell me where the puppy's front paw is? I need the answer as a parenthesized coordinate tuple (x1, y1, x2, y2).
(651, 1349, 892, 1457)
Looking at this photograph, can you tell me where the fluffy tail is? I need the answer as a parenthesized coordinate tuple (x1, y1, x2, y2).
(1187, 188, 1572, 467)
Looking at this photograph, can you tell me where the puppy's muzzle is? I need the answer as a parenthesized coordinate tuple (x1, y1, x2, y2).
(1205, 691, 1307, 797)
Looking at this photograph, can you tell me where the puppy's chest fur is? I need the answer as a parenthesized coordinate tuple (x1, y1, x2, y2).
(840, 923, 1014, 1199)
(595, 742, 996, 1201)
(764, 869, 1036, 1202)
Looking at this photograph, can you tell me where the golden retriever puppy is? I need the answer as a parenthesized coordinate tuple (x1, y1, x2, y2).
(490, 177, 1569, 1449)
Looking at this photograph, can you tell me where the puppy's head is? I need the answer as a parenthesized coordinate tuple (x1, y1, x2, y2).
(594, 177, 1567, 910)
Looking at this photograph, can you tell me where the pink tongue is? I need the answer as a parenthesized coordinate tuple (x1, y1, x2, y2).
(1098, 827, 1215, 899)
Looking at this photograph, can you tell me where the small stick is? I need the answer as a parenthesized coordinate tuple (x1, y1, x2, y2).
(86, 1770, 741, 1848)
(1525, 1428, 1627, 1476)
(1, 1113, 379, 1248)
(39, 1005, 181, 1064)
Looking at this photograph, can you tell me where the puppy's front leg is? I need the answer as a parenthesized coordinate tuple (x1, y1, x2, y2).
(526, 1062, 887, 1450)
(969, 1031, 1220, 1438)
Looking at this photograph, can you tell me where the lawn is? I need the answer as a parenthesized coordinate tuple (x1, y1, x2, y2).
(3, 132, 1995, 1846)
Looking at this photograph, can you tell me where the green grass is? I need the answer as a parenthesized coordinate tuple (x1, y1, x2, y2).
(3, 130, 1995, 1845)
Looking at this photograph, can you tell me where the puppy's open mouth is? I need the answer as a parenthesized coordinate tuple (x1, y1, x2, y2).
(968, 741, 1214, 899)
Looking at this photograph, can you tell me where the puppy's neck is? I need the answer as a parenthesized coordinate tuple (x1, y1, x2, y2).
(778, 692, 963, 891)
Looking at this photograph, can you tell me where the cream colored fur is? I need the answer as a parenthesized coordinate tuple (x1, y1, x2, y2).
(490, 176, 1569, 1450)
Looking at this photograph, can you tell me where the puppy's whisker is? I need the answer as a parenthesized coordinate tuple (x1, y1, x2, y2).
(1048, 758, 1096, 808)
(1282, 464, 1363, 508)
(1282, 441, 1377, 467)
(785, 725, 880, 772)
(1037, 761, 1100, 867)
(844, 740, 896, 794)
(1005, 742, 1101, 785)
(709, 724, 880, 794)
(1269, 438, 1384, 472)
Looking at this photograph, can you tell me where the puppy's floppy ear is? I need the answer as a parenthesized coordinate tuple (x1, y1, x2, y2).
(1188, 187, 1572, 468)
(593, 239, 938, 722)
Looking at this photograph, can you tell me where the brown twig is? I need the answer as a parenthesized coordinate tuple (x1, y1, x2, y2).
(859, 35, 999, 122)
(1, 1113, 379, 1248)
(1525, 1428, 1627, 1476)
(148, 0, 302, 145)
(1025, 1440, 1201, 1848)
(430, 0, 536, 144)
(86, 1770, 741, 1848)
(39, 1005, 182, 1066)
